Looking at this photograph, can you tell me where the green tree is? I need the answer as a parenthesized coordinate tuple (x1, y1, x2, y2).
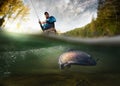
(0, 0, 29, 27)
(64, 0, 120, 37)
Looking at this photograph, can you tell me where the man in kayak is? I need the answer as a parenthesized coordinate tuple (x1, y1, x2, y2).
(39, 12, 57, 33)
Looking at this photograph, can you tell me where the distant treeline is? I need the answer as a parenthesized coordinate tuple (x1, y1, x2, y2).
(64, 0, 120, 37)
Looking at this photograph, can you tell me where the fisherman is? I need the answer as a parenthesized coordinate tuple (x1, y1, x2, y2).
(39, 12, 57, 33)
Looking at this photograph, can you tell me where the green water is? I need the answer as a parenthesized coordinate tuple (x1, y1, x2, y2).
(0, 31, 120, 73)
(0, 32, 120, 76)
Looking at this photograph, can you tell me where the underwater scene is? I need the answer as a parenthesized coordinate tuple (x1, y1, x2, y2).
(0, 32, 120, 86)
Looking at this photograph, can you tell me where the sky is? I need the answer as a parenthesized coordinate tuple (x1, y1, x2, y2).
(5, 0, 98, 34)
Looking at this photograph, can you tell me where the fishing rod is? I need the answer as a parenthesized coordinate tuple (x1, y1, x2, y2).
(29, 0, 44, 31)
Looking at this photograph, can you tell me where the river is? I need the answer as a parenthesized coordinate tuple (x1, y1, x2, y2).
(0, 32, 120, 86)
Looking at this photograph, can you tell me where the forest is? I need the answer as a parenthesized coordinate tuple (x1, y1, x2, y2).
(64, 0, 120, 37)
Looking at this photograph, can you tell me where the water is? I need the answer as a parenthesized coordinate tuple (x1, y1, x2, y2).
(0, 32, 120, 77)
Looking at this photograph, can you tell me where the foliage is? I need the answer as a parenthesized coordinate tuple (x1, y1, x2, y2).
(0, 0, 29, 27)
(64, 0, 120, 37)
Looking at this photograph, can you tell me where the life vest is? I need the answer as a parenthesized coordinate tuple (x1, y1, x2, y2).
(46, 16, 56, 24)
(43, 16, 56, 30)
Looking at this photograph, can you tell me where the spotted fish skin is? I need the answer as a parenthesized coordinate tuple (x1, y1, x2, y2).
(58, 51, 96, 69)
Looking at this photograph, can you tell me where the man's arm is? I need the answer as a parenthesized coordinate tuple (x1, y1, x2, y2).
(39, 21, 46, 24)
(38, 20, 44, 31)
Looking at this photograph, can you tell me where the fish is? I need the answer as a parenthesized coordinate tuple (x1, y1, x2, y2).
(58, 51, 97, 69)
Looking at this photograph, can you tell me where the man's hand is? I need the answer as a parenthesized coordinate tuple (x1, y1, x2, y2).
(39, 21, 42, 24)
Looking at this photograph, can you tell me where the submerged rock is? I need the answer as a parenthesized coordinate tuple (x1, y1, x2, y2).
(58, 51, 96, 69)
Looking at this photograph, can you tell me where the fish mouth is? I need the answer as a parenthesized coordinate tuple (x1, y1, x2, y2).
(59, 63, 71, 69)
